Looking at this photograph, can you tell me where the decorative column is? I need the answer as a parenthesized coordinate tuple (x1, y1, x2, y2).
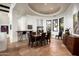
(8, 3, 16, 43)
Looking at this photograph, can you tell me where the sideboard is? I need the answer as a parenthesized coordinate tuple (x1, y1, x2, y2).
(63, 35, 79, 55)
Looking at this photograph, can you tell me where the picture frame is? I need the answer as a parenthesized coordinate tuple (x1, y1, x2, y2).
(1, 25, 8, 34)
(28, 25, 32, 29)
(73, 11, 79, 34)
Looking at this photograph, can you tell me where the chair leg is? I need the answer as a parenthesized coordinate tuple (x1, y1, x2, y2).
(58, 36, 59, 39)
(44, 40, 46, 45)
(31, 42, 34, 47)
(36, 41, 38, 46)
(46, 39, 48, 44)
(28, 42, 30, 46)
(61, 37, 62, 40)
(45, 39, 48, 44)
(49, 39, 51, 43)
(28, 39, 31, 46)
(41, 41, 43, 46)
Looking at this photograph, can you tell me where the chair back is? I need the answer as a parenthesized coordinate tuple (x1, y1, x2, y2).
(29, 33, 36, 42)
(22, 31, 26, 35)
(42, 33, 46, 36)
(41, 33, 46, 40)
(47, 32, 51, 39)
(32, 32, 36, 35)
(59, 30, 63, 36)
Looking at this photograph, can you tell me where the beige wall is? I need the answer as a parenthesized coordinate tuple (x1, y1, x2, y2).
(0, 11, 9, 32)
(0, 11, 9, 25)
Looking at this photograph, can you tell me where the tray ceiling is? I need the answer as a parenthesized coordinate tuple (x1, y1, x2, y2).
(28, 3, 70, 16)
(13, 3, 71, 16)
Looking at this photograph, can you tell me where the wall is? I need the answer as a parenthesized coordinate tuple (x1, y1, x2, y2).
(52, 4, 79, 37)
(49, 4, 74, 37)
(0, 11, 9, 33)
(0, 11, 9, 26)
(12, 14, 47, 42)
(72, 3, 79, 36)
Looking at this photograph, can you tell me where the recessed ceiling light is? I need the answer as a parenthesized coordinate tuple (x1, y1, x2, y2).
(50, 8, 53, 10)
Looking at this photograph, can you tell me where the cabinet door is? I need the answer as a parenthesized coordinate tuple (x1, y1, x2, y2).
(66, 37, 75, 53)
(73, 38, 79, 55)
(63, 35, 68, 45)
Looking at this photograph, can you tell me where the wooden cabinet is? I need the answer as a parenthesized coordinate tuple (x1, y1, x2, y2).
(63, 35, 79, 55)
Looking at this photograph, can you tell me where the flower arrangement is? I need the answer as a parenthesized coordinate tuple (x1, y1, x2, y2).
(65, 28, 70, 35)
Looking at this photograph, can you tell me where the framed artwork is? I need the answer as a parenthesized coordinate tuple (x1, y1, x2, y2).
(1, 25, 8, 34)
(53, 19, 58, 32)
(28, 25, 32, 29)
(37, 26, 43, 33)
(73, 11, 79, 34)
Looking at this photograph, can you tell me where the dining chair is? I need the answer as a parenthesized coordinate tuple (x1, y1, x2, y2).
(36, 35, 41, 46)
(28, 33, 38, 47)
(40, 33, 46, 46)
(46, 32, 51, 44)
(28, 32, 31, 46)
(32, 32, 36, 35)
(55, 30, 63, 39)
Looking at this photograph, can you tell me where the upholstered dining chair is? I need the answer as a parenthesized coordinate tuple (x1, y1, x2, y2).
(46, 32, 51, 44)
(40, 33, 46, 46)
(55, 30, 63, 39)
(28, 33, 37, 47)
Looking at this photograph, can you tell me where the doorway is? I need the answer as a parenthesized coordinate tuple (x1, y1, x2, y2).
(59, 17, 64, 32)
(46, 20, 51, 33)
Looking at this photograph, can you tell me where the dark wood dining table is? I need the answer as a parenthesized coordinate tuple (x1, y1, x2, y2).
(32, 33, 47, 38)
(33, 34, 41, 37)
(32, 34, 41, 42)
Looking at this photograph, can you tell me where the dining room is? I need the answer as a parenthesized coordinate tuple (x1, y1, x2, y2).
(1, 3, 79, 56)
